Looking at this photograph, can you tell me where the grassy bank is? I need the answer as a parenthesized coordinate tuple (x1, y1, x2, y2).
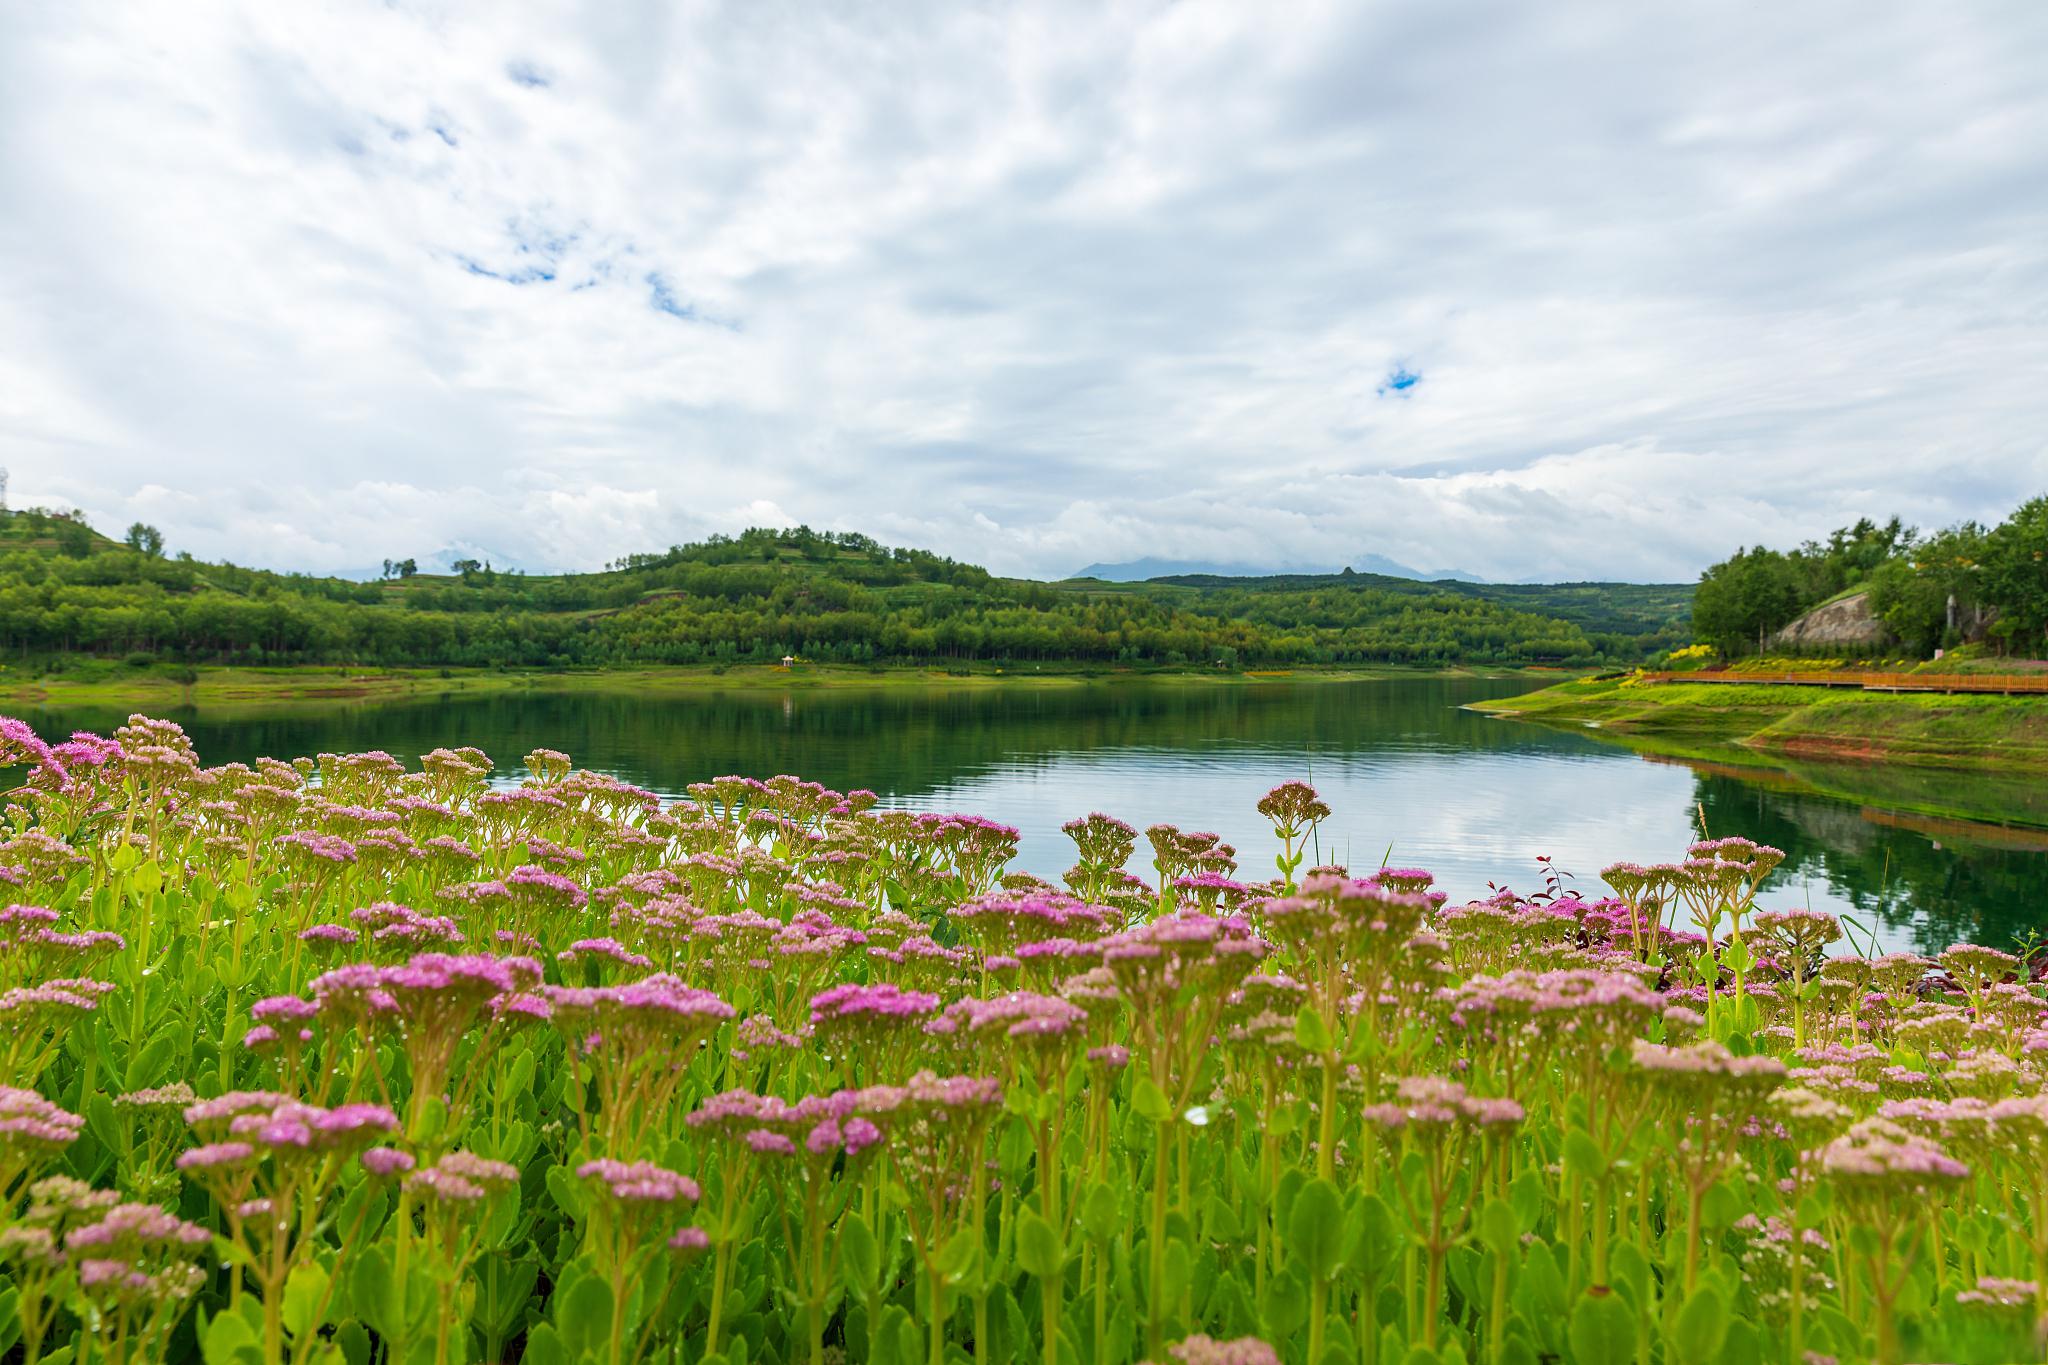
(0, 660, 1568, 711)
(1472, 673, 2048, 771)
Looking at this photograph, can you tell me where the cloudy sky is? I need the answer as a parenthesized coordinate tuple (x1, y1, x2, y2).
(4, 2, 2046, 582)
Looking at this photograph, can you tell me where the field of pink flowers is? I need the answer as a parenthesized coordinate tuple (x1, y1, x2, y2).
(0, 713, 2042, 1365)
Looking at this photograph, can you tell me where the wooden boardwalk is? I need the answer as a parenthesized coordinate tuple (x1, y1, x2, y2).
(1640, 669, 2048, 695)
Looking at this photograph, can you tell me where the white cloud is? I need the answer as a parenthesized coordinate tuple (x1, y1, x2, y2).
(3, 0, 2045, 580)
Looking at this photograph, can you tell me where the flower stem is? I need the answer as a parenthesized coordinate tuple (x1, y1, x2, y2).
(1146, 1120, 1171, 1361)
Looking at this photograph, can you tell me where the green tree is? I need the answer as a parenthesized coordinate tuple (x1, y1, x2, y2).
(1981, 496, 2048, 654)
(1691, 547, 1804, 655)
(53, 514, 94, 558)
(1866, 524, 1985, 656)
(125, 522, 166, 557)
(1791, 516, 1908, 601)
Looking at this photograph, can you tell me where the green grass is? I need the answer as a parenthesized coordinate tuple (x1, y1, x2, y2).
(1474, 674, 2048, 772)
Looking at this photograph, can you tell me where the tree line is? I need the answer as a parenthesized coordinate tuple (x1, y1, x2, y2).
(0, 517, 1658, 670)
(1690, 498, 2048, 657)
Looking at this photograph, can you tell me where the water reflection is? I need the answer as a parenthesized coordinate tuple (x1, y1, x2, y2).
(19, 677, 2045, 952)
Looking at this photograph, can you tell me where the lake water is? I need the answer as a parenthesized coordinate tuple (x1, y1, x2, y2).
(18, 676, 2047, 954)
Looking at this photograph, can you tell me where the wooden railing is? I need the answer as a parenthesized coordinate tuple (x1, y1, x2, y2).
(1638, 669, 2048, 695)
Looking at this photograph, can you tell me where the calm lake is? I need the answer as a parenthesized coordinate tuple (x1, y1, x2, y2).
(19, 676, 2047, 953)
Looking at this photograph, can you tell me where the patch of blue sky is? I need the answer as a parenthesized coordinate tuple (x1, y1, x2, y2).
(645, 273, 742, 329)
(510, 217, 578, 261)
(647, 272, 697, 319)
(456, 255, 554, 285)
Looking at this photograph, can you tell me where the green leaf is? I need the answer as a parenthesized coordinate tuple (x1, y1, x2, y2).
(1080, 1180, 1120, 1242)
(1566, 1288, 1633, 1365)
(1163, 1237, 1192, 1304)
(407, 1093, 448, 1147)
(544, 1163, 588, 1222)
(1669, 1285, 1728, 1365)
(1512, 1242, 1566, 1347)
(1477, 1198, 1519, 1260)
(1204, 1192, 1241, 1243)
(335, 1320, 372, 1365)
(202, 1310, 262, 1365)
(998, 1114, 1034, 1172)
(994, 1283, 1028, 1364)
(1609, 1241, 1650, 1305)
(1718, 1317, 1763, 1365)
(520, 1323, 569, 1365)
(1509, 1169, 1545, 1230)
(1268, 1101, 1302, 1138)
(880, 1304, 920, 1365)
(348, 1245, 397, 1337)
(840, 1211, 880, 1293)
(1700, 1181, 1744, 1230)
(1132, 1075, 1173, 1123)
(1342, 1025, 1384, 1065)
(1293, 1004, 1335, 1055)
(1287, 1177, 1345, 1282)
(1261, 1265, 1309, 1341)
(558, 1274, 614, 1360)
(1345, 1192, 1404, 1278)
(1017, 1210, 1065, 1280)
(1796, 1190, 1829, 1227)
(1561, 1127, 1605, 1182)
(282, 1261, 332, 1340)
(936, 1223, 980, 1283)
(1723, 935, 1754, 974)
(85, 1092, 123, 1152)
(472, 1256, 540, 1336)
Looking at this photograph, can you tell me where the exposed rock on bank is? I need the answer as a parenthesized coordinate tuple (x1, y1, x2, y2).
(1769, 591, 1888, 651)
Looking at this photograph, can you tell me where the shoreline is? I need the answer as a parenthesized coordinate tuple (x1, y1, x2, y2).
(1470, 673, 2048, 773)
(1471, 674, 2048, 837)
(0, 660, 1576, 712)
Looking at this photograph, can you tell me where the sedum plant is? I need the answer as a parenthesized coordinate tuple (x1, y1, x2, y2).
(0, 719, 2043, 1364)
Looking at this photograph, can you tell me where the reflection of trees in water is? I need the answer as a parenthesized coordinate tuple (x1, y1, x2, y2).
(1695, 776, 2046, 954)
(23, 678, 1578, 798)
(1777, 754, 2048, 829)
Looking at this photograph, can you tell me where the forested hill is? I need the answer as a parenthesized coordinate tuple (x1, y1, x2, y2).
(1087, 571, 1693, 651)
(0, 511, 1690, 669)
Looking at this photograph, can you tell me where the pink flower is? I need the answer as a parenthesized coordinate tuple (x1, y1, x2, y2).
(175, 1141, 256, 1171)
(577, 1159, 700, 1205)
(361, 1147, 416, 1177)
(0, 717, 72, 791)
(0, 1087, 84, 1148)
(274, 831, 358, 864)
(809, 982, 941, 1029)
(1168, 1335, 1282, 1365)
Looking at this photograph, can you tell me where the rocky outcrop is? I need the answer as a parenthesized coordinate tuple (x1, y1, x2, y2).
(1769, 590, 1889, 651)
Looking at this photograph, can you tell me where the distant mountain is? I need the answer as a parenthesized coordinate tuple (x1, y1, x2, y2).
(1069, 557, 1312, 582)
(1348, 554, 1485, 583)
(1071, 555, 1486, 583)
